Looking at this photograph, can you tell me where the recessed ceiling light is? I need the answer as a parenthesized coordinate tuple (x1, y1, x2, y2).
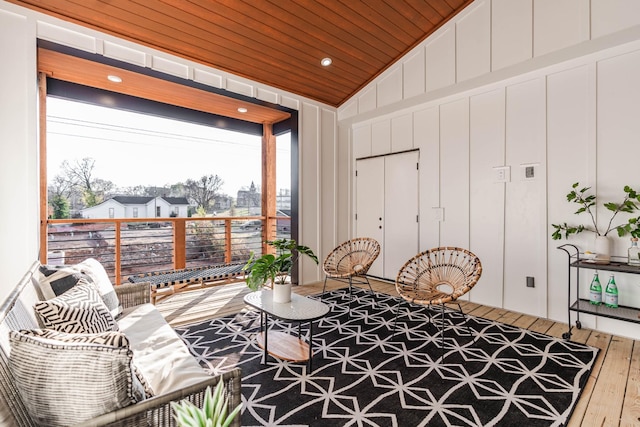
(237, 107, 248, 113)
(321, 57, 332, 67)
(107, 75, 122, 83)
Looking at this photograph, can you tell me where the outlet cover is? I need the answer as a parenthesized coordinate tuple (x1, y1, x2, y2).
(493, 166, 510, 183)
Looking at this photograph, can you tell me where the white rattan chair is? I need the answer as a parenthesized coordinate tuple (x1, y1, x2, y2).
(392, 246, 482, 347)
(321, 237, 381, 308)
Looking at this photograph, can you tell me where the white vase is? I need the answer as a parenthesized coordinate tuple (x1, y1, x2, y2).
(272, 282, 292, 303)
(594, 235, 611, 264)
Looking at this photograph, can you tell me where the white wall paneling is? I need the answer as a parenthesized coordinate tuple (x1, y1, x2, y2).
(377, 67, 403, 108)
(591, 0, 640, 39)
(456, 0, 491, 83)
(403, 49, 426, 99)
(371, 120, 391, 156)
(391, 114, 413, 152)
(0, 8, 39, 304)
(337, 125, 351, 243)
(352, 125, 373, 159)
(300, 103, 321, 284)
(595, 49, 640, 312)
(320, 108, 337, 267)
(425, 27, 456, 93)
(546, 65, 594, 324)
(491, 0, 533, 71)
(358, 86, 377, 114)
(103, 41, 146, 67)
(439, 98, 470, 249)
(414, 107, 440, 251)
(503, 78, 547, 317)
(193, 68, 223, 89)
(533, 0, 590, 57)
(469, 88, 506, 308)
(338, 0, 640, 338)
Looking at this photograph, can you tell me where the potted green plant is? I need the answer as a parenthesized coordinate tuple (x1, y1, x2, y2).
(551, 182, 640, 261)
(171, 381, 241, 427)
(243, 238, 318, 303)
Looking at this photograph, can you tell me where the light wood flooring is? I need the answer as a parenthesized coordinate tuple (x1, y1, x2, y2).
(157, 279, 640, 427)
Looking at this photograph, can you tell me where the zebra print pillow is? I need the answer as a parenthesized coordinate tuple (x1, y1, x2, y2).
(8, 329, 145, 426)
(33, 279, 118, 334)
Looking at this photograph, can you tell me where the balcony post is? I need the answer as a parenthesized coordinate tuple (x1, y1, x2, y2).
(173, 218, 186, 269)
(262, 124, 277, 253)
(114, 221, 121, 285)
(225, 219, 232, 263)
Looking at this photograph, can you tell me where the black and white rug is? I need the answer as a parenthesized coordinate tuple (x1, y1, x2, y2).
(176, 288, 598, 427)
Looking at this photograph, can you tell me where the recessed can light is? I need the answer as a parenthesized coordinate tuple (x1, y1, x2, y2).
(237, 107, 248, 113)
(321, 57, 332, 67)
(107, 75, 122, 83)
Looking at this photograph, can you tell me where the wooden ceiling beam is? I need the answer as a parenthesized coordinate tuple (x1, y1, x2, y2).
(38, 48, 290, 125)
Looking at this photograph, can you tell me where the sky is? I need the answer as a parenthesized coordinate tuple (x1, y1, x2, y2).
(46, 97, 291, 197)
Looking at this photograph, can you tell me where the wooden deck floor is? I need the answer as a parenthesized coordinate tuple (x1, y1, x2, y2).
(157, 279, 640, 427)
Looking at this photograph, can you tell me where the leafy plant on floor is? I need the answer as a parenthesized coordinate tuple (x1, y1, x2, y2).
(171, 381, 241, 427)
(243, 238, 318, 290)
(551, 182, 640, 240)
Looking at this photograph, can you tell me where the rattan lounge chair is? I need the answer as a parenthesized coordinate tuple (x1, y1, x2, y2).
(392, 247, 482, 348)
(128, 262, 246, 303)
(321, 237, 381, 310)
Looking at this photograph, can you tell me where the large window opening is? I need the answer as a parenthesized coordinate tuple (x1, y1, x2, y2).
(39, 44, 297, 283)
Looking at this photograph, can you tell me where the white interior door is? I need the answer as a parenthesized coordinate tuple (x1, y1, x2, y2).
(355, 157, 384, 277)
(384, 151, 419, 278)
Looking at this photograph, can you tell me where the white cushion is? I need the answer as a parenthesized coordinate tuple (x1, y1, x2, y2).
(33, 280, 118, 334)
(9, 329, 144, 427)
(117, 303, 211, 395)
(75, 258, 122, 318)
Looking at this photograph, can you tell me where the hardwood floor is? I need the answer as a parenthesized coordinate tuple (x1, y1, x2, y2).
(156, 278, 640, 427)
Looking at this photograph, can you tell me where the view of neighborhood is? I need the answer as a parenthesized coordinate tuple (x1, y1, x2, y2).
(45, 97, 292, 279)
(46, 97, 291, 220)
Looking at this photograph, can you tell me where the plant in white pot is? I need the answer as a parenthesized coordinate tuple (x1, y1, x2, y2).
(551, 182, 640, 262)
(244, 238, 318, 303)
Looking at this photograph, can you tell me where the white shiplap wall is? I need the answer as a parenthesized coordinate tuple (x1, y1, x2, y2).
(339, 0, 640, 338)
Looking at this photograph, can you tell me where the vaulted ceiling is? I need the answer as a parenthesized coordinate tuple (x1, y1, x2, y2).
(11, 0, 473, 107)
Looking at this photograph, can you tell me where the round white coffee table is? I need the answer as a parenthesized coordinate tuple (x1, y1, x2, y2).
(244, 290, 329, 372)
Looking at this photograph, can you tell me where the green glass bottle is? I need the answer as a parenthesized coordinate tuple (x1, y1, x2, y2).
(589, 272, 602, 305)
(604, 274, 618, 308)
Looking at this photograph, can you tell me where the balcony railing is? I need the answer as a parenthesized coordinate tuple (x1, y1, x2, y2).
(45, 216, 291, 284)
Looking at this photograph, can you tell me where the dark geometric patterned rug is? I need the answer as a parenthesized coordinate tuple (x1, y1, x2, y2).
(175, 288, 598, 427)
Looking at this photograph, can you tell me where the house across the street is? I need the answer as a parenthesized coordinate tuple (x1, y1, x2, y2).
(81, 196, 190, 219)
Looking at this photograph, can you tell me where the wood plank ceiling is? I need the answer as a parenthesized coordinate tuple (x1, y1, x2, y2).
(10, 0, 474, 107)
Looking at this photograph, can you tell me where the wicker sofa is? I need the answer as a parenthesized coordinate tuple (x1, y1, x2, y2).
(0, 260, 241, 427)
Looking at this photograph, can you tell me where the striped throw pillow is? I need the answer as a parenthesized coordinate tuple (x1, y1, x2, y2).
(33, 279, 118, 334)
(9, 329, 145, 426)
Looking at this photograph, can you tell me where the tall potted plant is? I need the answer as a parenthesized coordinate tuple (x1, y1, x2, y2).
(244, 238, 318, 303)
(551, 182, 640, 262)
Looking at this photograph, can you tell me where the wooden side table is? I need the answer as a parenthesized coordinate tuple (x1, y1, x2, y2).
(244, 290, 330, 372)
